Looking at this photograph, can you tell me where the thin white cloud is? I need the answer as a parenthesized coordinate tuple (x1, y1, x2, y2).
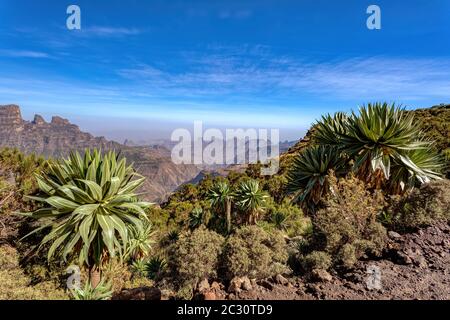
(0, 49, 50, 58)
(79, 26, 143, 37)
(116, 54, 450, 102)
(277, 57, 450, 100)
(1, 46, 449, 133)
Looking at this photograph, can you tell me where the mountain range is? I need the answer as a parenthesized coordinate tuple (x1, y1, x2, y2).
(0, 105, 201, 202)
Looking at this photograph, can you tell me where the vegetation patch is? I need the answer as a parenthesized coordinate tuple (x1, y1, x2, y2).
(168, 226, 225, 298)
(305, 174, 387, 269)
(387, 179, 450, 231)
(222, 225, 289, 279)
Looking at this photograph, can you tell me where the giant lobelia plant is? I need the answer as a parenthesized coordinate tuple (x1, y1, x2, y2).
(207, 181, 234, 233)
(313, 103, 443, 189)
(235, 179, 268, 224)
(23, 149, 152, 286)
(286, 145, 347, 214)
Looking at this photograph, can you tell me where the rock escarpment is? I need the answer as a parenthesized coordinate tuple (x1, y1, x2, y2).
(0, 104, 118, 157)
(0, 104, 200, 202)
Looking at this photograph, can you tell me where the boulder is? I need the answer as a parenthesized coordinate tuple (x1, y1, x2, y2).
(228, 277, 243, 294)
(259, 279, 274, 290)
(227, 276, 253, 293)
(388, 231, 402, 240)
(274, 274, 289, 286)
(395, 251, 413, 265)
(414, 256, 428, 268)
(241, 277, 253, 291)
(311, 269, 333, 282)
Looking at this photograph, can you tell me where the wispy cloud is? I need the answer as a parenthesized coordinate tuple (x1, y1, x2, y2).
(1, 45, 449, 134)
(80, 26, 144, 37)
(116, 49, 450, 103)
(277, 57, 450, 100)
(0, 49, 50, 58)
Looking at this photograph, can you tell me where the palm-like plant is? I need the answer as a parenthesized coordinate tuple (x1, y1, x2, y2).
(131, 259, 148, 277)
(313, 103, 442, 189)
(270, 211, 290, 231)
(343, 103, 425, 181)
(146, 256, 167, 280)
(207, 181, 234, 233)
(389, 147, 443, 193)
(235, 180, 267, 224)
(314, 112, 349, 146)
(23, 149, 151, 287)
(126, 221, 155, 261)
(70, 277, 113, 300)
(188, 207, 204, 229)
(286, 145, 346, 214)
(166, 230, 180, 242)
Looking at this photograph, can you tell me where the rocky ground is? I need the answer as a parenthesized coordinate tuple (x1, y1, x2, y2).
(117, 221, 450, 300)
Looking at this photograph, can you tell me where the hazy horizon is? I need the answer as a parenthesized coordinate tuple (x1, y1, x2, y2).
(1, 0, 449, 142)
(14, 107, 305, 143)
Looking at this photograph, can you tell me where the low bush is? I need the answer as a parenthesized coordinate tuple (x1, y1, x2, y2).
(265, 199, 311, 237)
(0, 245, 68, 300)
(309, 174, 387, 269)
(168, 226, 225, 296)
(300, 251, 332, 271)
(222, 226, 289, 279)
(386, 180, 450, 231)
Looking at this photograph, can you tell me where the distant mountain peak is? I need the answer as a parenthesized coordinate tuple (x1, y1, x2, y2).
(32, 114, 46, 125)
(0, 104, 23, 126)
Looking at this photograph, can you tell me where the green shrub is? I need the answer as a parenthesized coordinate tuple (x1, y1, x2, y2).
(146, 256, 167, 280)
(146, 206, 173, 231)
(387, 179, 450, 231)
(0, 148, 47, 213)
(70, 278, 113, 300)
(222, 226, 289, 279)
(126, 221, 156, 261)
(163, 201, 195, 227)
(264, 199, 311, 237)
(168, 226, 224, 292)
(310, 174, 387, 268)
(0, 245, 68, 300)
(131, 259, 148, 277)
(101, 259, 153, 293)
(300, 251, 332, 271)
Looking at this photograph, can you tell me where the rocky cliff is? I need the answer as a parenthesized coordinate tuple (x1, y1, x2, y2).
(0, 105, 200, 202)
(0, 104, 119, 157)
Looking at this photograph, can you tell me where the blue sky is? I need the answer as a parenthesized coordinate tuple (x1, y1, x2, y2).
(0, 0, 449, 141)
